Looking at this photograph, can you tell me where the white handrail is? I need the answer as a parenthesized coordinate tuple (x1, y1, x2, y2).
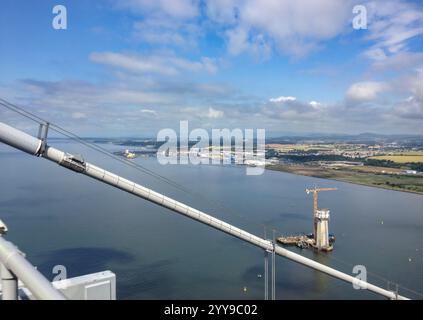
(0, 236, 66, 300)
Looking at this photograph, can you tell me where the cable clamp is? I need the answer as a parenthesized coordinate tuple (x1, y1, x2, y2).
(37, 122, 49, 156)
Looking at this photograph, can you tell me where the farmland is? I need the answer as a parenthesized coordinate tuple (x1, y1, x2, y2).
(265, 142, 423, 195)
(369, 153, 423, 163)
(267, 163, 423, 195)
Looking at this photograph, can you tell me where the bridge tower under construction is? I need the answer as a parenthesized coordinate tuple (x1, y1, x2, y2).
(315, 208, 331, 250)
(305, 187, 336, 251)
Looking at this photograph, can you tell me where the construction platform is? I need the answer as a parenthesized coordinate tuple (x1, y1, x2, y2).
(277, 234, 334, 252)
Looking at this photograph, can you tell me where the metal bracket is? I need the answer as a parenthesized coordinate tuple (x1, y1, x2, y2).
(59, 154, 86, 173)
(37, 122, 49, 156)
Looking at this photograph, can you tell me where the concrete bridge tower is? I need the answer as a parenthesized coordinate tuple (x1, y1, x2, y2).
(305, 187, 336, 251)
(315, 209, 331, 250)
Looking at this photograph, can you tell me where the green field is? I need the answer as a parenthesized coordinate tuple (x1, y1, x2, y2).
(266, 143, 335, 153)
(267, 163, 423, 195)
(369, 154, 423, 163)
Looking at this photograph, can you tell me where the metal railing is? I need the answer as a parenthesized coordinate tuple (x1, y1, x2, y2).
(0, 225, 66, 300)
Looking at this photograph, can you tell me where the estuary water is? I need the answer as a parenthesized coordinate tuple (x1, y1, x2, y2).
(0, 140, 422, 299)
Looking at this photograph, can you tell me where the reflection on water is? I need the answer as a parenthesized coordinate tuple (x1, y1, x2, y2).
(37, 247, 135, 280)
(311, 252, 332, 297)
(0, 141, 422, 299)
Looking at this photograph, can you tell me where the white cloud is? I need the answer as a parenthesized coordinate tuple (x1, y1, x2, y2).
(117, 0, 199, 19)
(367, 51, 423, 71)
(207, 0, 355, 57)
(133, 18, 201, 47)
(206, 107, 224, 119)
(226, 28, 272, 59)
(208, 0, 423, 61)
(3, 75, 423, 135)
(392, 69, 423, 119)
(263, 96, 323, 121)
(90, 52, 217, 76)
(408, 69, 423, 100)
(269, 96, 296, 103)
(114, 0, 423, 65)
(116, 0, 423, 62)
(394, 96, 423, 119)
(206, 0, 239, 24)
(342, 69, 423, 123)
(71, 112, 87, 119)
(177, 106, 225, 120)
(346, 81, 388, 102)
(226, 27, 250, 56)
(90, 52, 177, 75)
(0, 76, 238, 135)
(363, 0, 423, 65)
(140, 109, 158, 116)
(309, 101, 322, 107)
(363, 48, 387, 61)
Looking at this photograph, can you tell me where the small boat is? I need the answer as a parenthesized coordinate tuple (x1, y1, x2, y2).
(124, 149, 137, 159)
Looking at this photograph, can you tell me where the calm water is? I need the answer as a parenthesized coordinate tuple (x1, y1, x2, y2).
(0, 140, 422, 299)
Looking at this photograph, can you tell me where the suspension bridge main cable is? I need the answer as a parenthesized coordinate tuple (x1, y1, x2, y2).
(0, 98, 279, 236)
(0, 99, 199, 193)
(1, 98, 422, 299)
(328, 252, 423, 299)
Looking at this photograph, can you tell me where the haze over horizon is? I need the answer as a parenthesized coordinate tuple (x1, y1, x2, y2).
(1, 0, 423, 136)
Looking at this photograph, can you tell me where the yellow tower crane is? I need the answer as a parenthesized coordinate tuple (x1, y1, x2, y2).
(305, 186, 337, 242)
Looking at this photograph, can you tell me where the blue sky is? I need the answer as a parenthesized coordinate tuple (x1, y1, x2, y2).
(1, 0, 423, 136)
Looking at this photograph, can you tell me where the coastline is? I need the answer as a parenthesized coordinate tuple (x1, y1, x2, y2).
(266, 164, 423, 195)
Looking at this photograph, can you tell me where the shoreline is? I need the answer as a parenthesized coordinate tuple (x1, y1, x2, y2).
(266, 164, 423, 196)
